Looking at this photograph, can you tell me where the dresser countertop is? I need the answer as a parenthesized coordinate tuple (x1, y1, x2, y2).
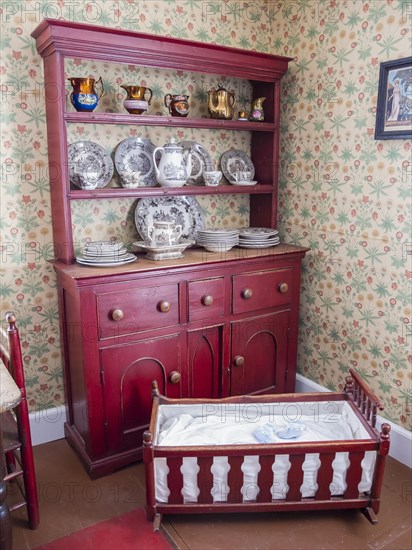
(52, 243, 310, 282)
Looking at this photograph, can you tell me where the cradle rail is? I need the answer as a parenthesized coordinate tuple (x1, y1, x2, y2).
(144, 370, 390, 527)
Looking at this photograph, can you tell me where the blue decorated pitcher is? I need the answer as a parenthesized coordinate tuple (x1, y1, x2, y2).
(68, 77, 104, 112)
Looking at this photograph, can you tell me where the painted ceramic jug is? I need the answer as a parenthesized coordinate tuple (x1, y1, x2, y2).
(121, 85, 153, 114)
(68, 77, 104, 112)
(164, 94, 190, 117)
(207, 84, 236, 120)
(153, 137, 192, 187)
(249, 97, 266, 121)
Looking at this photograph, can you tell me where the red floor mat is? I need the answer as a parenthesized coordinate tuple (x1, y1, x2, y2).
(34, 508, 173, 550)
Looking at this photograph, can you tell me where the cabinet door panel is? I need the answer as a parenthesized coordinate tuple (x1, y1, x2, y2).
(101, 333, 181, 453)
(230, 311, 289, 396)
(187, 326, 222, 398)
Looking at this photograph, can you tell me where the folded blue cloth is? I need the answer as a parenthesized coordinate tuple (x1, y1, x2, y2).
(253, 422, 305, 443)
(277, 422, 305, 439)
(253, 423, 277, 443)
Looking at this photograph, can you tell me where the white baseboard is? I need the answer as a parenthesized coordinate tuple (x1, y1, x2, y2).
(29, 381, 411, 469)
(296, 373, 412, 469)
(29, 406, 67, 446)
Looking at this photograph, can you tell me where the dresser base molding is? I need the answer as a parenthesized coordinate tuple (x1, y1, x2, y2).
(64, 423, 142, 479)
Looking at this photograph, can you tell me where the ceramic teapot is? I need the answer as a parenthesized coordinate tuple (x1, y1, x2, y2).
(207, 84, 236, 120)
(153, 137, 192, 187)
(68, 77, 104, 112)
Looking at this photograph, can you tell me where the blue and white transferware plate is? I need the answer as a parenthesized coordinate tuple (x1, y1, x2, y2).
(135, 196, 205, 242)
(68, 140, 114, 189)
(115, 137, 158, 187)
(220, 148, 255, 183)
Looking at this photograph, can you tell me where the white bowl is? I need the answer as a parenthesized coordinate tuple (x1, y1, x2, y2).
(202, 243, 235, 253)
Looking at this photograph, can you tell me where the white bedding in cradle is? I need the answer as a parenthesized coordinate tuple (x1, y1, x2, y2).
(153, 401, 376, 503)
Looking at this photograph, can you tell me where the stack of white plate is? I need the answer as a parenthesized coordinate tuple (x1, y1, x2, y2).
(238, 228, 280, 248)
(76, 241, 137, 266)
(196, 228, 240, 252)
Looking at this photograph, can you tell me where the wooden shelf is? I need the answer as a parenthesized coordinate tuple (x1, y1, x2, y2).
(64, 112, 275, 131)
(32, 18, 289, 264)
(68, 184, 274, 200)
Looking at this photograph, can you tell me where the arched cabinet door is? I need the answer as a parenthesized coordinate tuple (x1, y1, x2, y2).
(187, 325, 223, 398)
(230, 310, 290, 396)
(100, 333, 181, 453)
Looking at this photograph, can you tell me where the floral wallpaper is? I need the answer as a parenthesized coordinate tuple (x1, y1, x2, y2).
(0, 1, 410, 430)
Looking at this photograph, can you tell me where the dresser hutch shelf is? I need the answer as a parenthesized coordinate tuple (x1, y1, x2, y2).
(64, 112, 276, 132)
(32, 19, 308, 478)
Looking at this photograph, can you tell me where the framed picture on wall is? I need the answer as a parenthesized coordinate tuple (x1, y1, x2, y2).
(375, 56, 412, 140)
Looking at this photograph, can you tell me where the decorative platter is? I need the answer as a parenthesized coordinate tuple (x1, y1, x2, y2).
(220, 148, 255, 183)
(134, 196, 205, 242)
(178, 141, 214, 185)
(68, 140, 114, 189)
(114, 137, 158, 187)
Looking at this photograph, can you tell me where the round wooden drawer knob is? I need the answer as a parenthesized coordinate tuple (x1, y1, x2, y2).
(279, 282, 289, 294)
(241, 288, 253, 300)
(158, 301, 171, 313)
(169, 371, 181, 384)
(233, 355, 245, 367)
(201, 295, 214, 306)
(111, 309, 124, 321)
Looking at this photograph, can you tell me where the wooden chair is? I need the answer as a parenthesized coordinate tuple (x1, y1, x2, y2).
(0, 312, 39, 529)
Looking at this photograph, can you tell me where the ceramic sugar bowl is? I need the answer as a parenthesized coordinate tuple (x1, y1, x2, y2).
(147, 221, 182, 247)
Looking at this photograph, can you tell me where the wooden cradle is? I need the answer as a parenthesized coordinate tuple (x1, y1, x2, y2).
(144, 369, 390, 529)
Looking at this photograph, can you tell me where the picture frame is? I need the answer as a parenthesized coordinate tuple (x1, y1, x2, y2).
(374, 56, 412, 140)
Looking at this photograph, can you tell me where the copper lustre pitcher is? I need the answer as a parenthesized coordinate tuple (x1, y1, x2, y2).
(121, 85, 153, 114)
(68, 77, 104, 112)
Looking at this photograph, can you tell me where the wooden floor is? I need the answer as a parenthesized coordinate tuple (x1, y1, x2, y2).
(10, 439, 412, 549)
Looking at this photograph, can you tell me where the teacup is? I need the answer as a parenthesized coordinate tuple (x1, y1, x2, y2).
(78, 170, 100, 190)
(147, 221, 182, 247)
(234, 170, 253, 183)
(203, 170, 222, 186)
(121, 171, 141, 188)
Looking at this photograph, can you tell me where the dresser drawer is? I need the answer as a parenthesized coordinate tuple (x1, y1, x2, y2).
(187, 277, 225, 321)
(232, 269, 292, 314)
(97, 283, 179, 338)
